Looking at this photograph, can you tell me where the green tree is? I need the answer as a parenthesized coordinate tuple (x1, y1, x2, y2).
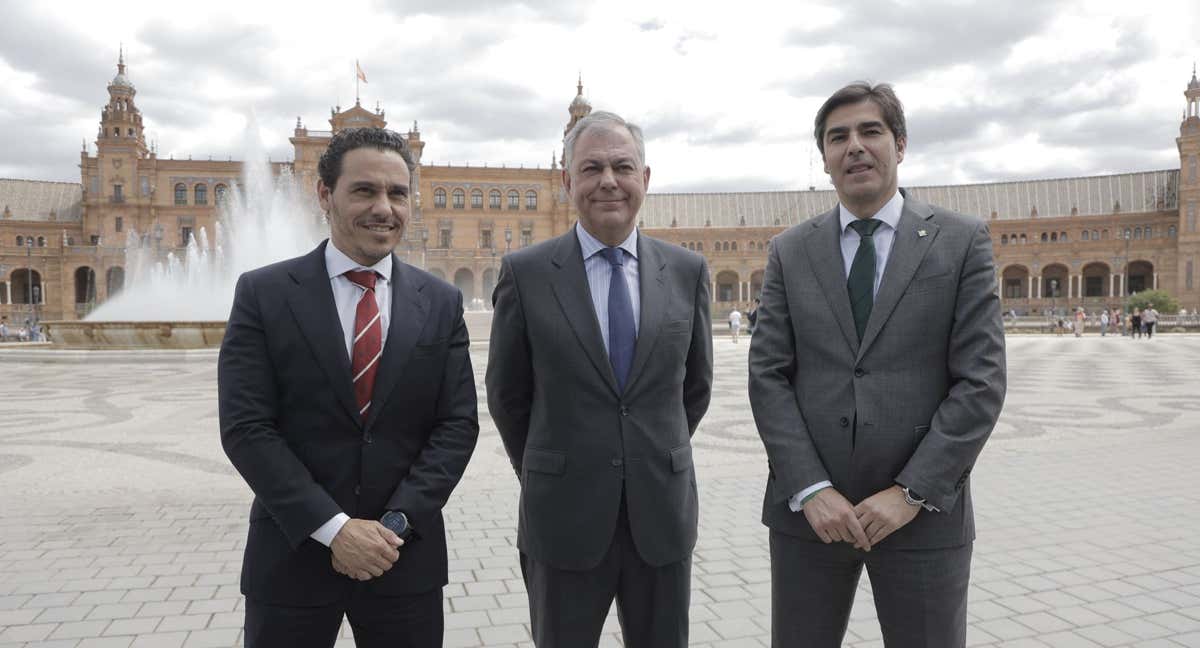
(1127, 290, 1179, 313)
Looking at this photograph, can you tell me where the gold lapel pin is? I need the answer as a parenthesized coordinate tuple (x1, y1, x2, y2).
(917, 229, 928, 237)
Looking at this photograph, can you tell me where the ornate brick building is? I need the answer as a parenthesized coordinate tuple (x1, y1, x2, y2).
(2, 58, 1199, 324)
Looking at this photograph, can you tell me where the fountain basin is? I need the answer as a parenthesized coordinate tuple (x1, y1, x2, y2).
(42, 320, 226, 349)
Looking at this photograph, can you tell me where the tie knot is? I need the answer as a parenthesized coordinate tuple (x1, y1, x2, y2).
(599, 246, 625, 268)
(849, 218, 883, 238)
(343, 269, 378, 291)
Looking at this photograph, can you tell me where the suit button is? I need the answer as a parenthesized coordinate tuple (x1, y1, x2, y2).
(854, 367, 866, 378)
(620, 406, 629, 417)
(611, 458, 624, 467)
(363, 433, 373, 444)
(839, 417, 850, 427)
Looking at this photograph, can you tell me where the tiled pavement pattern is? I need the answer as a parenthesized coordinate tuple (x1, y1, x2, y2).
(1, 335, 1199, 647)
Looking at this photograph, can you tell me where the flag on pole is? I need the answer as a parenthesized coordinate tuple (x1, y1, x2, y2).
(356, 60, 368, 84)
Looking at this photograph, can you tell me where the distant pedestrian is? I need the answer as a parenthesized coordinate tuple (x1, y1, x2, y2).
(0, 316, 8, 342)
(1132, 308, 1143, 339)
(729, 308, 743, 343)
(1142, 307, 1158, 339)
(747, 297, 760, 335)
(1074, 309, 1085, 338)
(1100, 310, 1109, 336)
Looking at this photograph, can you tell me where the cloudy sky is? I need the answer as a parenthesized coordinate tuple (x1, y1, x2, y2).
(1, 0, 1197, 193)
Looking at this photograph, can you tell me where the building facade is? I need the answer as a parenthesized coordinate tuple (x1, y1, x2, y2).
(2, 58, 1199, 324)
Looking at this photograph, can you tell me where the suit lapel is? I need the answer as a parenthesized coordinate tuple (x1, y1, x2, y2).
(624, 235, 667, 394)
(549, 231, 620, 395)
(804, 208, 860, 354)
(856, 195, 939, 361)
(286, 241, 361, 425)
(364, 257, 429, 432)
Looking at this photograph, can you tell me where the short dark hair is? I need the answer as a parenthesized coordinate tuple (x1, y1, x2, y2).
(813, 82, 906, 156)
(317, 128, 415, 189)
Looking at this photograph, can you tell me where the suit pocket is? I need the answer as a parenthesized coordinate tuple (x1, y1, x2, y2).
(663, 319, 690, 334)
(669, 444, 693, 473)
(523, 447, 566, 475)
(412, 339, 446, 357)
(908, 271, 954, 295)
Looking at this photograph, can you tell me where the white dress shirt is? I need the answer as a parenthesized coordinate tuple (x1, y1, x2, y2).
(790, 191, 903, 512)
(576, 223, 641, 350)
(310, 241, 394, 546)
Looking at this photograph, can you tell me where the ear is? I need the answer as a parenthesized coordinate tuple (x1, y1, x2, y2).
(823, 152, 831, 175)
(317, 180, 332, 213)
(895, 136, 907, 164)
(642, 165, 651, 190)
(561, 168, 572, 196)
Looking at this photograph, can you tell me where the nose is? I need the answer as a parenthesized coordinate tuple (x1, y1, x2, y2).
(598, 165, 618, 188)
(846, 131, 865, 154)
(370, 191, 393, 217)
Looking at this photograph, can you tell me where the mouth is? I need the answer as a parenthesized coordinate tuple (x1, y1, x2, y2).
(846, 163, 873, 175)
(359, 223, 399, 233)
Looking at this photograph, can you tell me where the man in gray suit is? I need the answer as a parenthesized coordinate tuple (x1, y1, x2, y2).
(487, 110, 713, 647)
(749, 82, 1006, 647)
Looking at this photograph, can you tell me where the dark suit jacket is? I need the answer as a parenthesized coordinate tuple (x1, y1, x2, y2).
(486, 228, 713, 570)
(218, 240, 478, 605)
(749, 191, 1006, 549)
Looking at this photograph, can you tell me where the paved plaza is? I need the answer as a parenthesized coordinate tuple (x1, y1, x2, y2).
(1, 334, 1199, 647)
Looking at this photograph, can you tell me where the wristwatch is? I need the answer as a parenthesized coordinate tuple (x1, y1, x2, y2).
(901, 486, 930, 510)
(380, 510, 416, 542)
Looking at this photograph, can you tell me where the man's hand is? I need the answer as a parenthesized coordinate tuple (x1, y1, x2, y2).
(854, 485, 920, 547)
(802, 488, 871, 551)
(329, 519, 403, 581)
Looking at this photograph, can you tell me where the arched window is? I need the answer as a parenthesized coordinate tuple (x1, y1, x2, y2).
(1124, 228, 1132, 240)
(452, 189, 465, 209)
(1020, 234, 1027, 244)
(507, 190, 520, 210)
(1050, 232, 1057, 242)
(731, 241, 737, 251)
(1040, 232, 1048, 242)
(697, 242, 704, 252)
(1060, 231, 1067, 242)
(1080, 231, 1089, 241)
(1144, 226, 1152, 239)
(525, 190, 538, 210)
(194, 183, 207, 205)
(489, 190, 501, 209)
(723, 242, 731, 251)
(433, 188, 447, 208)
(174, 183, 187, 205)
(1133, 227, 1142, 240)
(15, 235, 24, 246)
(471, 190, 483, 209)
(1101, 229, 1109, 240)
(1001, 234, 1008, 245)
(1168, 225, 1177, 238)
(214, 184, 228, 206)
(1092, 229, 1099, 240)
(37, 236, 46, 247)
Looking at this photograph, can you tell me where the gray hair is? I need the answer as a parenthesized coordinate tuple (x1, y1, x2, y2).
(563, 110, 646, 170)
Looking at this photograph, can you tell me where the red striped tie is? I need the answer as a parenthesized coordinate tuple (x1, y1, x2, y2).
(344, 270, 382, 420)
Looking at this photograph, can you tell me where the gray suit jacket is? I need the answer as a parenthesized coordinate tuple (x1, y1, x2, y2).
(749, 191, 1006, 549)
(487, 228, 713, 570)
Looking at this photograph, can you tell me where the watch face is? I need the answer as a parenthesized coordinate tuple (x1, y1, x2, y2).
(381, 511, 409, 538)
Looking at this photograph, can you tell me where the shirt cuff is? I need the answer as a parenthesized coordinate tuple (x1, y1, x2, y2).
(310, 513, 350, 547)
(788, 481, 833, 512)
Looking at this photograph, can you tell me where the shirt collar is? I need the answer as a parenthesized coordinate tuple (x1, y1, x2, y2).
(325, 239, 392, 283)
(839, 190, 904, 235)
(576, 222, 638, 261)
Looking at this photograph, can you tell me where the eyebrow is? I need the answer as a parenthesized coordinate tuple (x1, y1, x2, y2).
(826, 121, 886, 136)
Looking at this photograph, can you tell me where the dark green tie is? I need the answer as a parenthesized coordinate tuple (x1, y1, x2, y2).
(847, 219, 883, 342)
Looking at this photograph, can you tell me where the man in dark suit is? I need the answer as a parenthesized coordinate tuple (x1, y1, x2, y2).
(749, 82, 1007, 647)
(487, 110, 713, 647)
(219, 127, 478, 648)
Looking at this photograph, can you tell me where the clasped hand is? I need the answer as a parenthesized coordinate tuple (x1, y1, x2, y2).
(802, 485, 920, 551)
(330, 518, 404, 581)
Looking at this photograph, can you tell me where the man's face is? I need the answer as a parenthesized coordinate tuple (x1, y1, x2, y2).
(822, 99, 905, 215)
(318, 147, 410, 267)
(563, 124, 650, 245)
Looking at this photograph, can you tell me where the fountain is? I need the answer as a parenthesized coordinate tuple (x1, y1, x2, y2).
(43, 120, 327, 348)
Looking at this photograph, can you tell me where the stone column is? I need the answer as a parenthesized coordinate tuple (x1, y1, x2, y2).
(4, 282, 10, 304)
(711, 281, 717, 303)
(1028, 276, 1034, 299)
(1110, 274, 1116, 297)
(1153, 273, 1159, 290)
(1034, 276, 1041, 299)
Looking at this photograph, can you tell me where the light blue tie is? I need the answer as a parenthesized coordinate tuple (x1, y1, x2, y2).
(600, 247, 636, 392)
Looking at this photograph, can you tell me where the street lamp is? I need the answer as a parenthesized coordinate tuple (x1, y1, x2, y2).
(504, 225, 512, 254)
(153, 222, 164, 255)
(1122, 228, 1131, 314)
(1049, 279, 1058, 317)
(420, 228, 429, 270)
(25, 237, 34, 327)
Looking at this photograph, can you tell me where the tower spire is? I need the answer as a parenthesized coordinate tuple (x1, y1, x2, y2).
(118, 43, 125, 75)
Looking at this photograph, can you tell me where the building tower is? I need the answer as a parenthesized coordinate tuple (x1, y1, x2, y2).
(1178, 64, 1200, 306)
(84, 48, 151, 245)
(561, 76, 592, 167)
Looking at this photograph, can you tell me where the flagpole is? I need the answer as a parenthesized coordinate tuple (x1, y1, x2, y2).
(355, 59, 360, 105)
